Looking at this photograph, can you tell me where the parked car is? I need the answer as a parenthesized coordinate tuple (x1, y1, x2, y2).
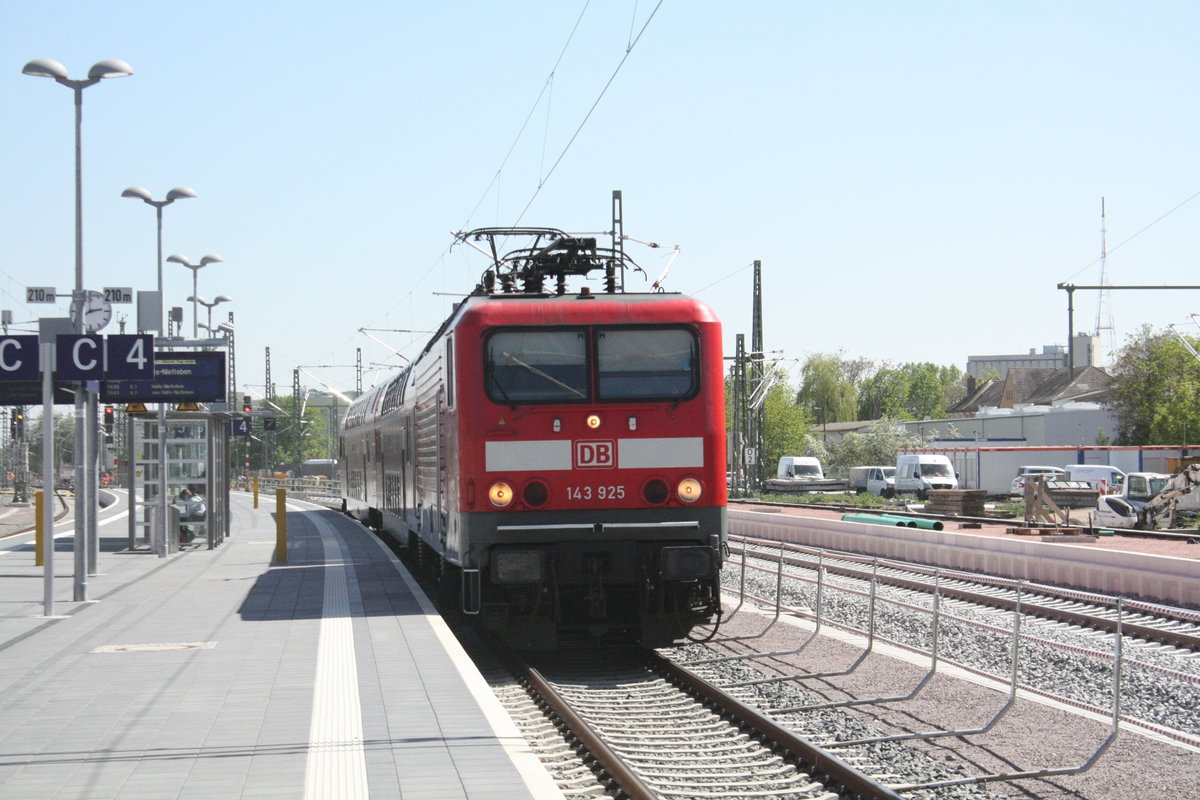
(1010, 465, 1066, 496)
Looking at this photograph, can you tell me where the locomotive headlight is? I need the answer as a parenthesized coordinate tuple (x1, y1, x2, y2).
(586, 414, 601, 429)
(676, 478, 702, 504)
(488, 481, 514, 507)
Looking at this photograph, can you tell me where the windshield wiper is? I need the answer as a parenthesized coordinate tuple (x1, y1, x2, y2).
(501, 351, 586, 399)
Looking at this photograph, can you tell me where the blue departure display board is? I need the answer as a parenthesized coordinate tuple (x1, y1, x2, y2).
(100, 351, 226, 403)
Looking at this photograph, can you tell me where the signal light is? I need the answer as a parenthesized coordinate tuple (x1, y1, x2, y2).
(242, 395, 252, 414)
(104, 405, 114, 434)
(14, 410, 24, 438)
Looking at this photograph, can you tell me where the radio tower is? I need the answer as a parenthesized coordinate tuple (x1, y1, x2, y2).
(1094, 197, 1116, 361)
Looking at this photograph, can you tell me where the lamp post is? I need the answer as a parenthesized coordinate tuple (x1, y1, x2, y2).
(121, 186, 196, 324)
(167, 254, 224, 338)
(120, 188, 196, 558)
(23, 57, 132, 598)
(22, 58, 133, 308)
(189, 295, 233, 333)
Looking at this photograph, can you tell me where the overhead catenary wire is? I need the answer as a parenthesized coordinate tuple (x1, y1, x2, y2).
(311, 3, 667, 391)
(459, 1, 592, 231)
(1061, 189, 1200, 282)
(693, 261, 758, 298)
(513, 0, 666, 226)
(314, 3, 603, 377)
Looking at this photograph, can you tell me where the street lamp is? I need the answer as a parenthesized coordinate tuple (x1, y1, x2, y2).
(23, 57, 132, 600)
(189, 295, 233, 332)
(166, 254, 224, 337)
(22, 58, 133, 304)
(121, 186, 197, 326)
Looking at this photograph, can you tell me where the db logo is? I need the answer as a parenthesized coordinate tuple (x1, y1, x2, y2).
(574, 439, 616, 469)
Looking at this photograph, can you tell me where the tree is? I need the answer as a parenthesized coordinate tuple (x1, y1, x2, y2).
(758, 370, 812, 483)
(25, 411, 76, 478)
(1108, 325, 1200, 445)
(857, 367, 911, 420)
(795, 354, 857, 423)
(857, 362, 967, 420)
(246, 394, 332, 472)
(906, 362, 948, 420)
(825, 418, 930, 472)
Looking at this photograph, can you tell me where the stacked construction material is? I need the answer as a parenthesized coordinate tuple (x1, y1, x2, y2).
(925, 489, 987, 516)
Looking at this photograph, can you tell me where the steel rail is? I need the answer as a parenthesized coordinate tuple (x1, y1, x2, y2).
(649, 651, 907, 800)
(736, 497, 1200, 542)
(729, 541, 1200, 650)
(518, 661, 657, 800)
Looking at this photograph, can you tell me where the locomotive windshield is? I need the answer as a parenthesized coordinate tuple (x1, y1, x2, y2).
(487, 330, 588, 402)
(486, 326, 698, 404)
(596, 328, 697, 400)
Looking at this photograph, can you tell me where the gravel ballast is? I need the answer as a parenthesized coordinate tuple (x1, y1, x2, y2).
(683, 544, 1200, 799)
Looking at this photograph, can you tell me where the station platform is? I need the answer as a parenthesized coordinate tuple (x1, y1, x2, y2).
(0, 490, 563, 799)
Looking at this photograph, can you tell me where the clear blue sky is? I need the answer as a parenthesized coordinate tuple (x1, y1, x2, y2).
(3, 1, 1198, 402)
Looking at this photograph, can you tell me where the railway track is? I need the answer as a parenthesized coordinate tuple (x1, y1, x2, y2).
(736, 497, 1200, 542)
(386, 528, 903, 798)
(384, 517, 1198, 799)
(730, 537, 1200, 652)
(507, 647, 908, 800)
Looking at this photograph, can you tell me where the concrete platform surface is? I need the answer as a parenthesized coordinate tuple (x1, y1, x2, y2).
(0, 490, 562, 799)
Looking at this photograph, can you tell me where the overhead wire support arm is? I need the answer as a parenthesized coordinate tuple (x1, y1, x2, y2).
(357, 328, 411, 361)
(294, 367, 355, 404)
(1056, 282, 1200, 378)
(1168, 324, 1200, 364)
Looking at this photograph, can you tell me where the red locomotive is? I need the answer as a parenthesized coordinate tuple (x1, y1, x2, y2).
(341, 224, 726, 648)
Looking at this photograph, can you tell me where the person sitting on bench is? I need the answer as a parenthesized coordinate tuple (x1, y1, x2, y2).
(178, 488, 207, 542)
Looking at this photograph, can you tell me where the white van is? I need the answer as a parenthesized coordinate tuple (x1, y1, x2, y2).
(849, 465, 896, 497)
(1064, 464, 1126, 495)
(895, 454, 958, 498)
(776, 456, 824, 480)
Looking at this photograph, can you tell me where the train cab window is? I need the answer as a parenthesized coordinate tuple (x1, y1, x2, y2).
(444, 337, 455, 409)
(486, 330, 588, 403)
(597, 327, 698, 401)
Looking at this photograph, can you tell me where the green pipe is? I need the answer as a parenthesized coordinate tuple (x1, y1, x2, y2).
(841, 513, 910, 527)
(875, 514, 917, 527)
(878, 513, 944, 531)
